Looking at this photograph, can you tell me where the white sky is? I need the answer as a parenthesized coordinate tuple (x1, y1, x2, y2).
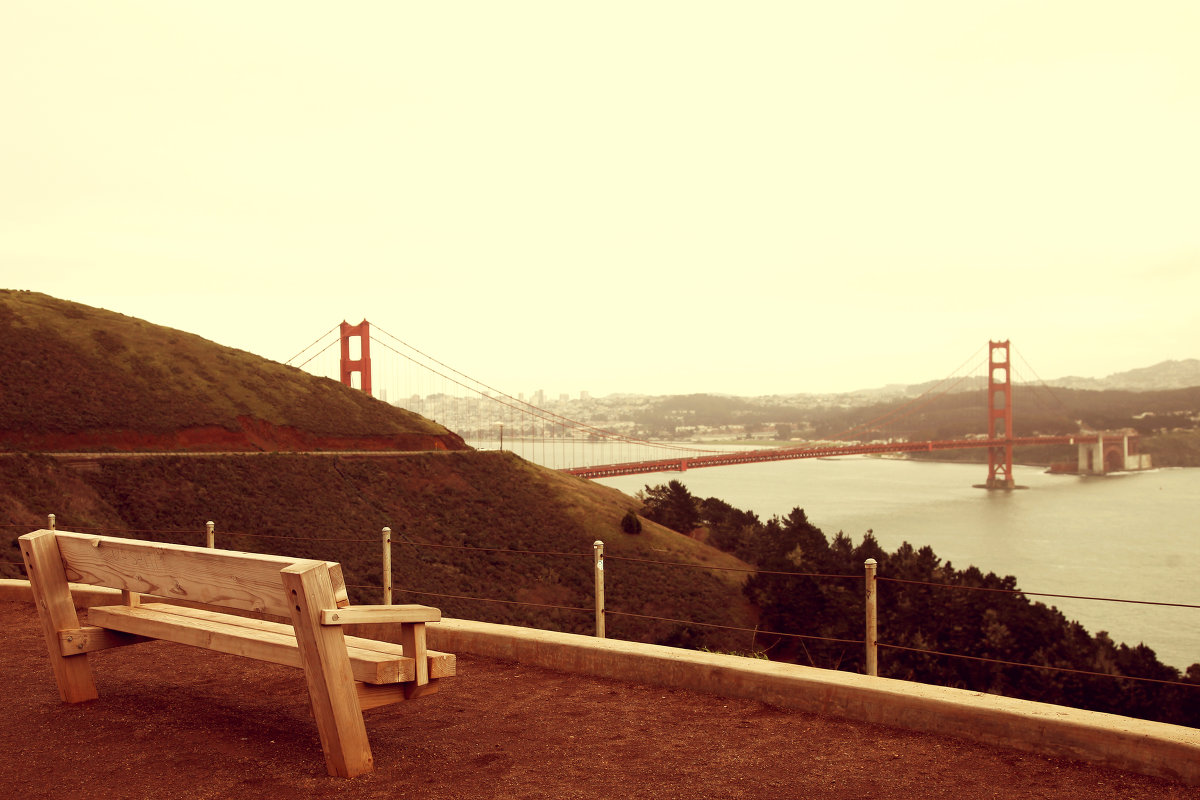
(3, 2, 1198, 397)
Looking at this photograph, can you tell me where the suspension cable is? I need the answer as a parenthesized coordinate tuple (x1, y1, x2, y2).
(284, 324, 340, 367)
(832, 344, 987, 441)
(1012, 346, 1075, 418)
(369, 331, 719, 456)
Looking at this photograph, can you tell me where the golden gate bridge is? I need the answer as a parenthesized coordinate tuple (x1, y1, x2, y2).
(286, 322, 1147, 489)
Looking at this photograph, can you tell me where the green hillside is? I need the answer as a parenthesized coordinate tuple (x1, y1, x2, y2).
(0, 290, 460, 450)
(0, 452, 757, 648)
(0, 292, 758, 648)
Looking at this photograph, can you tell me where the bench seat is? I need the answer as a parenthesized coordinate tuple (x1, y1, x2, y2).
(21, 528, 457, 777)
(86, 603, 456, 685)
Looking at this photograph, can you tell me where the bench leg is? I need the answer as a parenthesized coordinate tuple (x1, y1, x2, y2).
(19, 530, 99, 703)
(400, 621, 429, 686)
(282, 560, 373, 778)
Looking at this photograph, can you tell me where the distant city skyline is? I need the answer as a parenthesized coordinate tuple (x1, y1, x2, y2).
(3, 3, 1198, 397)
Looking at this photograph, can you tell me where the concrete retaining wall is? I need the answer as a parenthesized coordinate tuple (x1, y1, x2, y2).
(426, 617, 1199, 784)
(2, 579, 1196, 784)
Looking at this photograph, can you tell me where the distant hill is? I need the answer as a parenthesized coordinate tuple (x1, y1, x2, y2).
(1051, 359, 1200, 392)
(869, 359, 1200, 402)
(0, 290, 465, 452)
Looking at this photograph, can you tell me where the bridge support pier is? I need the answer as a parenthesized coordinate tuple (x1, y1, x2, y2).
(1078, 434, 1107, 476)
(985, 340, 1015, 490)
(1076, 432, 1152, 475)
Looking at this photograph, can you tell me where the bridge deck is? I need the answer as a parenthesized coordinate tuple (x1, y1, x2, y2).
(563, 435, 1087, 479)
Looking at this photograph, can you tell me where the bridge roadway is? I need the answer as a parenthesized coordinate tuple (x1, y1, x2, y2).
(562, 435, 1089, 479)
(9, 434, 1104, 479)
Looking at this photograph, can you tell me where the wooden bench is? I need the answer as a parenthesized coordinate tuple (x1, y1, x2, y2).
(19, 529, 455, 778)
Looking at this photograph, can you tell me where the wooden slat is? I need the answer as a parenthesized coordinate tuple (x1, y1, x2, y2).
(321, 604, 440, 626)
(282, 560, 374, 778)
(358, 682, 405, 711)
(346, 635, 454, 681)
(19, 530, 99, 702)
(53, 531, 348, 616)
(89, 603, 413, 684)
(58, 626, 149, 655)
(403, 680, 442, 701)
(158, 604, 456, 679)
(328, 564, 350, 608)
(357, 679, 441, 711)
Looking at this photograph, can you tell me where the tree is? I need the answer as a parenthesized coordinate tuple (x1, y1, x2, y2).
(638, 480, 700, 534)
(684, 492, 1200, 726)
(697, 496, 760, 558)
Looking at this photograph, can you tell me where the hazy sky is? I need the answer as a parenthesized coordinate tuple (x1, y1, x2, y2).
(3, 2, 1198, 397)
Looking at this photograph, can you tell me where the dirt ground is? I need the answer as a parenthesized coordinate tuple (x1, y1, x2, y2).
(2, 600, 1196, 800)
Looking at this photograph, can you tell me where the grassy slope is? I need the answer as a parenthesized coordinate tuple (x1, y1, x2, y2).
(0, 290, 759, 647)
(0, 452, 757, 649)
(0, 290, 449, 440)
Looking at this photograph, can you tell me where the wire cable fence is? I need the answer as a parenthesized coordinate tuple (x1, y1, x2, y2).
(4, 514, 1197, 696)
(395, 587, 592, 615)
(605, 609, 863, 646)
(870, 573, 1199, 691)
(616, 555, 1199, 691)
(597, 553, 1199, 691)
(878, 575, 1200, 609)
(876, 642, 1197, 688)
(607, 552, 861, 579)
(345, 583, 593, 616)
(396, 539, 590, 559)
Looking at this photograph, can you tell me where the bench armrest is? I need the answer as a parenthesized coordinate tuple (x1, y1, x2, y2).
(319, 605, 441, 626)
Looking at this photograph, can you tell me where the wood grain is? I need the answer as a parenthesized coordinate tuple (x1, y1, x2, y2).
(282, 560, 374, 778)
(58, 626, 149, 655)
(401, 621, 430, 687)
(54, 531, 348, 616)
(130, 603, 455, 678)
(320, 604, 440, 626)
(19, 530, 99, 702)
(89, 603, 415, 684)
(356, 679, 441, 710)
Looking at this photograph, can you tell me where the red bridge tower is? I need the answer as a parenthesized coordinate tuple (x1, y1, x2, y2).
(986, 339, 1014, 489)
(339, 320, 372, 397)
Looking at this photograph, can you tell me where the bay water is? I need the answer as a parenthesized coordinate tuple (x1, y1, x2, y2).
(597, 457, 1199, 671)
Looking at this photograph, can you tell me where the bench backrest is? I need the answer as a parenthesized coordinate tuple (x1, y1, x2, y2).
(46, 530, 348, 618)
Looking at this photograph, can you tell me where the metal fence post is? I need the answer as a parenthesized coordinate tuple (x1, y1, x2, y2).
(865, 558, 878, 677)
(48, 513, 55, 531)
(382, 526, 393, 606)
(206, 521, 215, 549)
(593, 540, 605, 638)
